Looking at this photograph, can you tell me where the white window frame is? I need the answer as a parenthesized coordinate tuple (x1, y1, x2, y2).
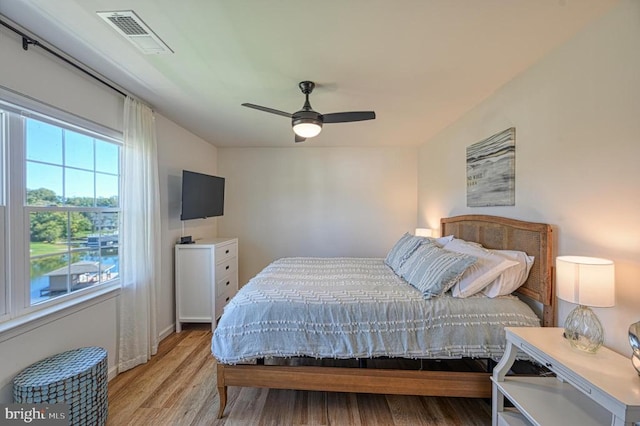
(0, 111, 7, 322)
(0, 88, 122, 335)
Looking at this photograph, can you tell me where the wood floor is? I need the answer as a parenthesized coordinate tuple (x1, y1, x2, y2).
(107, 325, 492, 425)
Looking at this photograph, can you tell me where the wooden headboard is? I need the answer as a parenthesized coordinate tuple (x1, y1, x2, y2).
(441, 215, 554, 327)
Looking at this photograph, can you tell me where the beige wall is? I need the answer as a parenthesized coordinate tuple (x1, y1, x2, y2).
(218, 147, 418, 286)
(0, 28, 122, 132)
(417, 0, 640, 355)
(156, 114, 218, 337)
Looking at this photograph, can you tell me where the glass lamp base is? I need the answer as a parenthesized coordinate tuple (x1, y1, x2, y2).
(632, 353, 640, 376)
(563, 305, 604, 353)
(630, 321, 640, 375)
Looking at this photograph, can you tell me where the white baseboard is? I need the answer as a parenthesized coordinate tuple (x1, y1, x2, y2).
(158, 323, 175, 341)
(108, 365, 119, 381)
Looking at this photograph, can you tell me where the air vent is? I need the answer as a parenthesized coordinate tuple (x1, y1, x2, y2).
(97, 10, 173, 55)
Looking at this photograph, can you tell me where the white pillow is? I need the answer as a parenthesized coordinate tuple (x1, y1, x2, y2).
(419, 234, 454, 248)
(482, 250, 534, 297)
(444, 239, 519, 298)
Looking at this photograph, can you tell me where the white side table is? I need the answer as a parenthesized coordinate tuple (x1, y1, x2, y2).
(492, 327, 640, 426)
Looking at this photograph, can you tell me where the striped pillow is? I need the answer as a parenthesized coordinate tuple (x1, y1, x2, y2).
(398, 241, 477, 299)
(384, 233, 423, 272)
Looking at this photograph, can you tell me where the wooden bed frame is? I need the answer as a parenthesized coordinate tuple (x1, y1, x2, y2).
(216, 215, 554, 418)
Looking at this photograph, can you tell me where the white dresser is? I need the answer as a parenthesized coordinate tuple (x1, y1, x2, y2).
(174, 237, 238, 332)
(492, 327, 640, 426)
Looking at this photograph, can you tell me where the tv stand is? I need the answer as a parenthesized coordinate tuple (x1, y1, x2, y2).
(174, 237, 238, 332)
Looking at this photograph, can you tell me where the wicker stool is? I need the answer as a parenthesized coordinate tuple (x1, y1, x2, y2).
(13, 347, 108, 426)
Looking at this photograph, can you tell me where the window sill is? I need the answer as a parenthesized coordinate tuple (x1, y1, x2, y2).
(0, 283, 121, 344)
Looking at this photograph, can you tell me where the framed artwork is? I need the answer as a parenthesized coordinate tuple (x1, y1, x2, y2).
(466, 127, 515, 207)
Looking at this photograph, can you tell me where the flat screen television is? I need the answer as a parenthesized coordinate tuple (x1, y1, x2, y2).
(180, 170, 225, 220)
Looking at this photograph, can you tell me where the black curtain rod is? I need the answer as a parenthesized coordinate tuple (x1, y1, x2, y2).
(1, 18, 128, 98)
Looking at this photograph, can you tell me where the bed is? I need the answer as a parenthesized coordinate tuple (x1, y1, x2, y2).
(212, 215, 554, 418)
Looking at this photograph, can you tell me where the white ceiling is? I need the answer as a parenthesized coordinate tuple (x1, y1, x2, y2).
(1, 0, 617, 147)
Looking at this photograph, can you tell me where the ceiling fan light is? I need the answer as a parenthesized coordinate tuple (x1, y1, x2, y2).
(293, 120, 322, 138)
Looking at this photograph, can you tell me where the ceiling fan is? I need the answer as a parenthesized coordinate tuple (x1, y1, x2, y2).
(242, 81, 376, 143)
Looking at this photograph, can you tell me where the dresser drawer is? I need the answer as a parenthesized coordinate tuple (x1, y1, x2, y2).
(215, 242, 237, 262)
(216, 274, 238, 297)
(215, 257, 237, 278)
(215, 285, 236, 318)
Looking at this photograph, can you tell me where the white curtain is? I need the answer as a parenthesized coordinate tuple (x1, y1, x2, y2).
(118, 96, 161, 372)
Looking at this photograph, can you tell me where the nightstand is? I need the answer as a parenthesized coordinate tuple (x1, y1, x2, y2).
(492, 327, 640, 426)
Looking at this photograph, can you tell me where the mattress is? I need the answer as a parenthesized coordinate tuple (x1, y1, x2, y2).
(211, 257, 540, 364)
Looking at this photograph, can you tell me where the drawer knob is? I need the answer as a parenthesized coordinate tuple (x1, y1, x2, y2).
(226, 281, 230, 286)
(225, 265, 230, 270)
(225, 297, 230, 302)
(225, 249, 229, 254)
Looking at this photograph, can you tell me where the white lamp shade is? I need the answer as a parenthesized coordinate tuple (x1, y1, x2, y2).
(293, 122, 322, 138)
(556, 256, 615, 307)
(415, 228, 432, 237)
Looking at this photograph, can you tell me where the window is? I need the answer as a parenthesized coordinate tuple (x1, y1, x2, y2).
(0, 111, 6, 319)
(1, 92, 121, 323)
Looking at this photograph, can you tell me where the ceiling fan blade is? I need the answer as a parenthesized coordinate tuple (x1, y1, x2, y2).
(242, 103, 292, 118)
(295, 134, 306, 143)
(322, 111, 376, 123)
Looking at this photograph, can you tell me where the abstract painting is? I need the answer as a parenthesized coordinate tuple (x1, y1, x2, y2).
(466, 128, 515, 207)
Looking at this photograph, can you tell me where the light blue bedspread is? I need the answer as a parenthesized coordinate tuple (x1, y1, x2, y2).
(211, 257, 540, 364)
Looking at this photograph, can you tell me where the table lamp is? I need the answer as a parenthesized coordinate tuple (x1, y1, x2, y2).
(415, 228, 432, 237)
(556, 256, 615, 353)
